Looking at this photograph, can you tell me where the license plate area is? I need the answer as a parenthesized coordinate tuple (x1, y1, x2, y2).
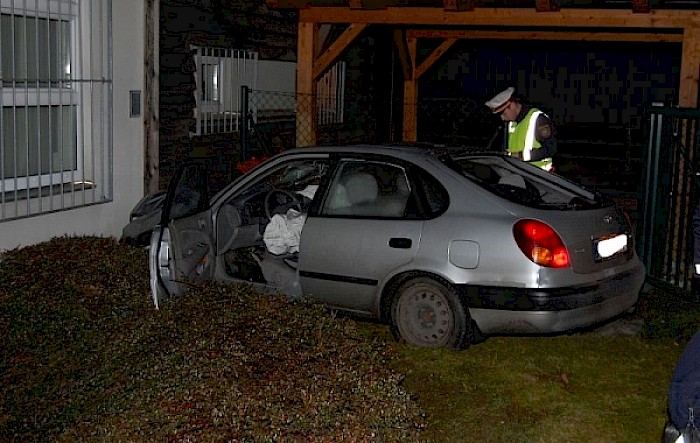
(593, 233, 628, 261)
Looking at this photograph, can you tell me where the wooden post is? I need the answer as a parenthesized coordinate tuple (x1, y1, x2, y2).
(296, 22, 317, 147)
(144, 0, 160, 193)
(679, 26, 700, 108)
(402, 36, 418, 142)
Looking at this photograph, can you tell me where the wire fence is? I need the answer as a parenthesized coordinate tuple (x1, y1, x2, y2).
(243, 88, 388, 152)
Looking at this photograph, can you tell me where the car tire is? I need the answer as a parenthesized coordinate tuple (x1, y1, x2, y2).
(391, 277, 472, 350)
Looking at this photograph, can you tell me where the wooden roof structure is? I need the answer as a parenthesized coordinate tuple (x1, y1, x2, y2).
(267, 0, 700, 146)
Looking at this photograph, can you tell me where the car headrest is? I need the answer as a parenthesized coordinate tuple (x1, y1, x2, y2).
(344, 173, 378, 205)
(498, 173, 527, 189)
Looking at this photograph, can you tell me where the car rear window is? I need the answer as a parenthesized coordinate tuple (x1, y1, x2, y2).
(445, 154, 608, 210)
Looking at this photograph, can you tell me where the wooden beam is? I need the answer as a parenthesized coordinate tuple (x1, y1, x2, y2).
(679, 27, 700, 107)
(296, 22, 317, 147)
(407, 29, 684, 42)
(312, 23, 369, 80)
(393, 29, 413, 80)
(403, 36, 418, 143)
(444, 0, 475, 11)
(299, 7, 700, 29)
(415, 38, 458, 79)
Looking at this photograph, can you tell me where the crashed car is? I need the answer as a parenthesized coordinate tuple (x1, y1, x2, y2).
(150, 144, 646, 349)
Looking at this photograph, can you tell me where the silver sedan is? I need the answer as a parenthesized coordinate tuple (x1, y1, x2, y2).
(149, 144, 645, 349)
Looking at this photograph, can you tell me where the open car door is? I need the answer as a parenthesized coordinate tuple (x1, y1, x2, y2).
(149, 160, 213, 309)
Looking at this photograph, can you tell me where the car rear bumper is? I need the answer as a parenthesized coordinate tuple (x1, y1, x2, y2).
(462, 267, 645, 335)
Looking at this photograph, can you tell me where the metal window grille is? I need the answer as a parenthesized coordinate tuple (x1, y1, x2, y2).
(192, 46, 257, 136)
(317, 60, 345, 126)
(1, 0, 112, 221)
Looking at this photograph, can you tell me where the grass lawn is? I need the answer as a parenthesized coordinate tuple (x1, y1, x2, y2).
(1, 236, 699, 442)
(369, 328, 683, 442)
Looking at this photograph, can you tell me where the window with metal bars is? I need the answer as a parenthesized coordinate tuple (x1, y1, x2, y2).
(192, 46, 258, 136)
(1, 0, 112, 221)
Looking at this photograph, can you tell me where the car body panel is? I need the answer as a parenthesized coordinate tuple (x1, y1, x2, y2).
(299, 216, 423, 312)
(467, 267, 644, 334)
(122, 190, 167, 246)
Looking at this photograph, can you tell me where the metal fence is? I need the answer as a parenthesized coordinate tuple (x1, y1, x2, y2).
(638, 105, 700, 291)
(192, 47, 257, 136)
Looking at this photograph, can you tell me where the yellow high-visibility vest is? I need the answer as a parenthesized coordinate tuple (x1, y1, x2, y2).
(507, 108, 552, 170)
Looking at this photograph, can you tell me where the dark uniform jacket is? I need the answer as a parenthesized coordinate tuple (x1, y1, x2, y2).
(668, 329, 700, 433)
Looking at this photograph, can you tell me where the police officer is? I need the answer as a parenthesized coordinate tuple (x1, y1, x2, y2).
(663, 329, 700, 442)
(485, 87, 557, 171)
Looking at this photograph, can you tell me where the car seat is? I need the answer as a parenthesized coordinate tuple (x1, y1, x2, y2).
(326, 172, 379, 216)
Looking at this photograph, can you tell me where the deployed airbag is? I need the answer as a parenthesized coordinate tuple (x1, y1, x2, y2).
(263, 209, 306, 255)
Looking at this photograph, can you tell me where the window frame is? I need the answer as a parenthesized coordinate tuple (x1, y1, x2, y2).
(1, 0, 81, 193)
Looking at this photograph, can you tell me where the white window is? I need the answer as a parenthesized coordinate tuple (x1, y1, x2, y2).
(193, 46, 257, 135)
(1, 0, 112, 220)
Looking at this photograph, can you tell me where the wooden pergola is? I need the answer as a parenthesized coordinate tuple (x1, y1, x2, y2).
(267, 1, 700, 147)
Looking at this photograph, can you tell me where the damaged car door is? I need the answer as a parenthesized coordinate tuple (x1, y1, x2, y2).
(150, 160, 213, 309)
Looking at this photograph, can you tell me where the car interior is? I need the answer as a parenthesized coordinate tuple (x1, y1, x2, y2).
(456, 156, 601, 209)
(216, 161, 325, 288)
(214, 158, 412, 297)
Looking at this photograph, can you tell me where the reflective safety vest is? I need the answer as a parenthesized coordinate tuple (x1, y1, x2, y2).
(507, 108, 553, 171)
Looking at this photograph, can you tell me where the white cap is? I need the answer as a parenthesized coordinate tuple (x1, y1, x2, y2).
(485, 87, 515, 113)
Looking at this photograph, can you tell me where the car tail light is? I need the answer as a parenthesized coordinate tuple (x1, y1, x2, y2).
(513, 219, 570, 268)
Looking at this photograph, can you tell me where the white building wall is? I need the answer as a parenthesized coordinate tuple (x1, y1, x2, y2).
(0, 1, 145, 252)
(258, 60, 296, 93)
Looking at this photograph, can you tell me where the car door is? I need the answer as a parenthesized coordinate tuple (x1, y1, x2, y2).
(150, 160, 213, 309)
(298, 159, 423, 313)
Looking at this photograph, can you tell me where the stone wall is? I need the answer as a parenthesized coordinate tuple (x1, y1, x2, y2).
(159, 0, 297, 187)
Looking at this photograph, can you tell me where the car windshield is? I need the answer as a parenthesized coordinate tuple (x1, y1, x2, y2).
(444, 153, 607, 210)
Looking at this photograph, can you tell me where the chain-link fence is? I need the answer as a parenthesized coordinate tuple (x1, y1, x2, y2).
(243, 88, 389, 153)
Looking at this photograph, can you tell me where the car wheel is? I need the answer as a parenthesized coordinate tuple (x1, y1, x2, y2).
(391, 278, 472, 349)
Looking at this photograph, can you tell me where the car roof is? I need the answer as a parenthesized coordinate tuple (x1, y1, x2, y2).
(276, 143, 502, 162)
